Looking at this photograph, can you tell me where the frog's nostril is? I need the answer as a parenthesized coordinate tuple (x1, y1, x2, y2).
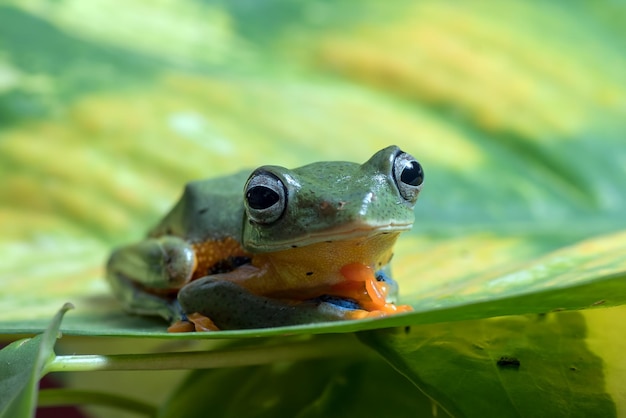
(318, 200, 348, 216)
(319, 200, 348, 216)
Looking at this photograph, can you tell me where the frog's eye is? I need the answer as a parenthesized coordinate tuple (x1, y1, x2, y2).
(244, 171, 287, 224)
(392, 151, 424, 202)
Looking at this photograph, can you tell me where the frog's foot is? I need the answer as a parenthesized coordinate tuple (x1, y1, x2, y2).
(106, 236, 196, 322)
(311, 294, 412, 321)
(187, 313, 220, 332)
(167, 312, 219, 333)
(167, 320, 195, 333)
(358, 303, 414, 318)
(166, 304, 201, 332)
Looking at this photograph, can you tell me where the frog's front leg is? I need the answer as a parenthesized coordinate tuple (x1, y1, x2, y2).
(106, 236, 196, 322)
(178, 276, 364, 330)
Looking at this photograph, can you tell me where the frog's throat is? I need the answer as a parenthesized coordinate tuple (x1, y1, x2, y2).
(246, 231, 400, 298)
(249, 221, 412, 252)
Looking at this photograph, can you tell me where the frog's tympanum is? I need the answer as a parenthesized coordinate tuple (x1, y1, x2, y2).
(106, 146, 424, 331)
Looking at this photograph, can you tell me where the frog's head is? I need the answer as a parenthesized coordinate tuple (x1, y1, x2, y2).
(241, 145, 424, 252)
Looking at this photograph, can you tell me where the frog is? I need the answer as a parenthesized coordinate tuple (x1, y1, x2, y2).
(106, 145, 424, 331)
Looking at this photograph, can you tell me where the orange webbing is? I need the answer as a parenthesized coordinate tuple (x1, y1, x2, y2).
(338, 262, 413, 315)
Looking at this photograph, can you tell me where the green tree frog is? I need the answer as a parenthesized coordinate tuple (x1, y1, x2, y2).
(106, 145, 424, 331)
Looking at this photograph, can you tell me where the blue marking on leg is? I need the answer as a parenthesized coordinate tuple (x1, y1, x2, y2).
(313, 295, 362, 310)
(171, 299, 188, 322)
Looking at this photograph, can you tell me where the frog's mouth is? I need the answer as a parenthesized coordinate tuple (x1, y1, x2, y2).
(307, 221, 411, 242)
(252, 221, 412, 252)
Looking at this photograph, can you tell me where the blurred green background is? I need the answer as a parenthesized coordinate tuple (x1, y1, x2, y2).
(1, 0, 625, 416)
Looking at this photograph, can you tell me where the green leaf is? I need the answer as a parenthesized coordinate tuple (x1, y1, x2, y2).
(159, 356, 446, 418)
(0, 338, 43, 418)
(361, 311, 617, 417)
(0, 303, 72, 418)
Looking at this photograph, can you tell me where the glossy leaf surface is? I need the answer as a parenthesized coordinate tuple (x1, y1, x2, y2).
(362, 311, 618, 417)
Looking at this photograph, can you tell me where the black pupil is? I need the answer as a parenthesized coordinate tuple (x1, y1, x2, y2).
(247, 186, 280, 209)
(400, 161, 424, 186)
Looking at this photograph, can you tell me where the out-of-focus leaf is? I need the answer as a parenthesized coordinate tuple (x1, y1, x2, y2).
(361, 311, 617, 417)
(159, 356, 445, 418)
(0, 338, 43, 418)
(0, 303, 71, 418)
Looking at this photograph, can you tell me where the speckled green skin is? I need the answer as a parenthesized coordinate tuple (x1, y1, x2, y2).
(241, 146, 417, 252)
(150, 145, 416, 252)
(149, 171, 248, 242)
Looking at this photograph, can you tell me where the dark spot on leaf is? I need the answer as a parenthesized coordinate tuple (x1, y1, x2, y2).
(497, 357, 521, 369)
(404, 326, 411, 334)
(197, 207, 209, 215)
(306, 271, 314, 276)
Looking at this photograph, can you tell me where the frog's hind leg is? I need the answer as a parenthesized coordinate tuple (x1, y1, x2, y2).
(178, 277, 367, 330)
(106, 236, 196, 322)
